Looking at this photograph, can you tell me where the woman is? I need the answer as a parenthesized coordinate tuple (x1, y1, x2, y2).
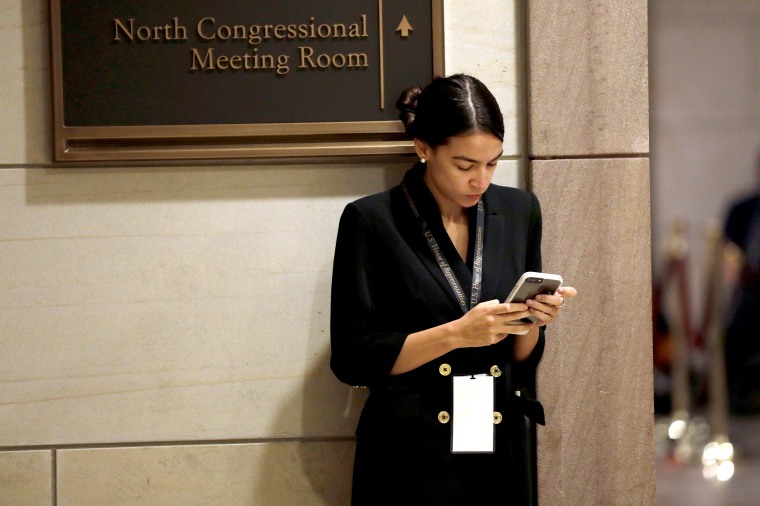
(330, 74, 576, 505)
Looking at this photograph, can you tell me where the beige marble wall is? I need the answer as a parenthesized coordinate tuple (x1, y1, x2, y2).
(0, 164, 394, 446)
(0, 451, 52, 505)
(528, 0, 649, 156)
(0, 0, 50, 164)
(533, 160, 654, 504)
(57, 442, 355, 505)
(527, 0, 654, 504)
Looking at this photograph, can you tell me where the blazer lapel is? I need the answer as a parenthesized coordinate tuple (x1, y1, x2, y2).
(391, 185, 472, 314)
(418, 232, 470, 311)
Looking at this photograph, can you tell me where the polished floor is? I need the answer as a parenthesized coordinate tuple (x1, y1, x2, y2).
(656, 414, 760, 505)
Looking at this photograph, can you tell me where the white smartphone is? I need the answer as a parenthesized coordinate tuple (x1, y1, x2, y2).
(504, 272, 564, 324)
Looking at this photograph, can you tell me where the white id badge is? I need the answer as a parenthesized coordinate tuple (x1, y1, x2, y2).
(451, 374, 494, 453)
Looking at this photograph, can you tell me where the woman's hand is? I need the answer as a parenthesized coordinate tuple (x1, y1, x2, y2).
(450, 299, 535, 348)
(525, 286, 578, 326)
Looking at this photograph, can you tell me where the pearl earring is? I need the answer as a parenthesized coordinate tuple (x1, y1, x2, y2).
(420, 158, 426, 163)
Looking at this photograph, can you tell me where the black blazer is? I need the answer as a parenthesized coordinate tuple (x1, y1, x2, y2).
(330, 164, 545, 505)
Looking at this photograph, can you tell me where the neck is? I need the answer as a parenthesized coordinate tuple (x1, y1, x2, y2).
(439, 207, 468, 227)
(423, 169, 467, 223)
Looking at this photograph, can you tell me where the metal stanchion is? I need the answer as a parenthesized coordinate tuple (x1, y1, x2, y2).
(664, 220, 697, 463)
(653, 220, 712, 464)
(700, 221, 734, 481)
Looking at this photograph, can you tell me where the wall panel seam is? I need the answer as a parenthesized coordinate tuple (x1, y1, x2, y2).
(531, 154, 650, 161)
(0, 435, 357, 453)
(52, 449, 57, 506)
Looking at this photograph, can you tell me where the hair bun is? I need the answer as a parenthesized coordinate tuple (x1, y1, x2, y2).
(396, 86, 423, 136)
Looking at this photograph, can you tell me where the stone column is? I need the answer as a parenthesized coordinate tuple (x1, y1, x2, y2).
(526, 1, 655, 504)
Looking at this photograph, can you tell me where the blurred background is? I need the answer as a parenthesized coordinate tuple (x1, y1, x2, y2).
(650, 1, 760, 504)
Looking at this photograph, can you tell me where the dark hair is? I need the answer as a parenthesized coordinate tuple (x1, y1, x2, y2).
(396, 74, 504, 147)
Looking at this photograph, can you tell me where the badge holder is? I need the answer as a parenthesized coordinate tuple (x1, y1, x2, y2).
(451, 374, 494, 453)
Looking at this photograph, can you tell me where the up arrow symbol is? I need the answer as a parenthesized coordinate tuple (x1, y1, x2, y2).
(396, 15, 413, 38)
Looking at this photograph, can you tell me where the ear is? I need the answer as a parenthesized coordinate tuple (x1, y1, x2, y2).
(413, 139, 431, 161)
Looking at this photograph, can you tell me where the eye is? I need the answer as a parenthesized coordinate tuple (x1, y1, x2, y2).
(456, 165, 474, 171)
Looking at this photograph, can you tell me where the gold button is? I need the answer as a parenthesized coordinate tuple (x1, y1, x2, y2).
(489, 365, 502, 377)
(493, 412, 503, 424)
(438, 411, 450, 424)
(439, 363, 451, 376)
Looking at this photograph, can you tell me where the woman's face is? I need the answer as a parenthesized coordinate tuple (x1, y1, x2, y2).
(416, 132, 504, 213)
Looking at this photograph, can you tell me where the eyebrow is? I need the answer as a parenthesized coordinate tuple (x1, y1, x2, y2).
(453, 151, 504, 164)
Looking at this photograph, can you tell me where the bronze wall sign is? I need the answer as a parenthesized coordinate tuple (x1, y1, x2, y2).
(50, 1, 444, 162)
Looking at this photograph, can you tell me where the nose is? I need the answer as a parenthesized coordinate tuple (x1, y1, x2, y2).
(471, 166, 492, 190)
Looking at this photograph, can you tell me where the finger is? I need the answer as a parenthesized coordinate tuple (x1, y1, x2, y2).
(557, 286, 578, 298)
(526, 299, 560, 319)
(483, 302, 528, 315)
(533, 294, 564, 308)
(498, 310, 533, 324)
(472, 299, 501, 314)
(528, 307, 554, 323)
(501, 302, 529, 314)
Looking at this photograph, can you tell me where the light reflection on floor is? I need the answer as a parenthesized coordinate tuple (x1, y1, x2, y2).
(656, 415, 760, 505)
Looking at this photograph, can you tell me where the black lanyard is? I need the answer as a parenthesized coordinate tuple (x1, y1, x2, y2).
(401, 182, 485, 314)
